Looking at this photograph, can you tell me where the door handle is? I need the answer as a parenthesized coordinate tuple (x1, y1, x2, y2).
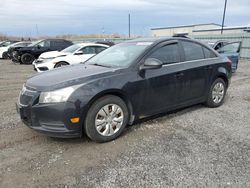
(205, 66, 213, 70)
(174, 72, 184, 78)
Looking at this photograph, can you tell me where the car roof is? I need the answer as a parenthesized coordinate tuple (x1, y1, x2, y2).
(125, 37, 195, 44)
(74, 43, 109, 48)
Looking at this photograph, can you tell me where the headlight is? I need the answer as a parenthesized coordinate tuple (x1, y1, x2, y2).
(36, 58, 53, 64)
(39, 86, 77, 104)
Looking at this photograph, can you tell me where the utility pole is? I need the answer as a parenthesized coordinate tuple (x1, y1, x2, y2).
(35, 24, 39, 36)
(128, 14, 131, 38)
(221, 0, 228, 34)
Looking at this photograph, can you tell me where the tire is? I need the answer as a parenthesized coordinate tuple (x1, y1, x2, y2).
(205, 78, 226, 108)
(2, 52, 9, 59)
(21, 53, 35, 64)
(54, 62, 69, 68)
(84, 95, 129, 142)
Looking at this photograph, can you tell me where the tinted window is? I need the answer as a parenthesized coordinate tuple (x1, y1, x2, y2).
(203, 47, 217, 58)
(149, 43, 180, 64)
(38, 40, 50, 47)
(95, 46, 107, 54)
(80, 47, 96, 54)
(50, 40, 63, 47)
(217, 42, 241, 53)
(182, 41, 204, 61)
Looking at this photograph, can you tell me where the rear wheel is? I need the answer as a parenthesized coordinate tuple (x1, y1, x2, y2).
(205, 78, 226, 108)
(21, 53, 35, 64)
(84, 95, 129, 142)
(54, 62, 69, 68)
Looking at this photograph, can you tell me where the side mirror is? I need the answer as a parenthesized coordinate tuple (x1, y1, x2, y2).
(140, 58, 163, 70)
(75, 51, 84, 55)
(37, 45, 41, 49)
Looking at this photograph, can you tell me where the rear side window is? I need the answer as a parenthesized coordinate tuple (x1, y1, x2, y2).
(50, 40, 59, 47)
(149, 43, 180, 64)
(182, 41, 204, 61)
(203, 47, 217, 58)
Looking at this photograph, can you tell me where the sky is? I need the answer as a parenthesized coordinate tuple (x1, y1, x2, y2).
(0, 0, 249, 37)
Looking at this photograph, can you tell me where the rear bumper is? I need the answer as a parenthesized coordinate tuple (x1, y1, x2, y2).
(16, 102, 82, 138)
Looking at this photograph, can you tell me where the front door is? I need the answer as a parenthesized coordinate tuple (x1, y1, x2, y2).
(138, 41, 183, 116)
(217, 41, 241, 72)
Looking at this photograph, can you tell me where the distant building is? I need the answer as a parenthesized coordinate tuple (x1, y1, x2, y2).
(151, 23, 221, 37)
(151, 23, 250, 36)
(193, 25, 250, 35)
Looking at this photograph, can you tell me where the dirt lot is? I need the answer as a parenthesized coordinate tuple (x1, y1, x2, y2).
(0, 59, 250, 187)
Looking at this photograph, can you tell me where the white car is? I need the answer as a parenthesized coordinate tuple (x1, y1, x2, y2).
(0, 41, 24, 59)
(33, 43, 109, 72)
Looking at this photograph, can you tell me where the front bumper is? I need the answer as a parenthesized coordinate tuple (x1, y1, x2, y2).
(16, 99, 83, 138)
(33, 60, 52, 72)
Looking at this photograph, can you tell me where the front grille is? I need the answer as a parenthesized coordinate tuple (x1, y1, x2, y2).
(38, 67, 49, 71)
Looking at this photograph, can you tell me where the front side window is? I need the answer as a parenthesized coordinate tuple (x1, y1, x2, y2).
(217, 42, 240, 53)
(95, 46, 107, 54)
(182, 41, 204, 61)
(148, 43, 180, 64)
(36, 40, 50, 48)
(79, 47, 96, 54)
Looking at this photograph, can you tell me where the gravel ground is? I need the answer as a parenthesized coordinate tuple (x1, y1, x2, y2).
(0, 59, 250, 187)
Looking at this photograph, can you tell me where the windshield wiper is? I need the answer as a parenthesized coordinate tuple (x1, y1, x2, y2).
(91, 63, 112, 68)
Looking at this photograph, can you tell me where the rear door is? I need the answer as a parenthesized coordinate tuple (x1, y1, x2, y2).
(178, 40, 212, 103)
(217, 42, 241, 72)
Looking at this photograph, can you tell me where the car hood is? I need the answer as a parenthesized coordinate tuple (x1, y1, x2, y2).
(0, 46, 8, 51)
(26, 64, 121, 91)
(39, 51, 69, 59)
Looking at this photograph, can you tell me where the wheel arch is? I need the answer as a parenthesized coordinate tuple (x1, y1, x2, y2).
(86, 89, 135, 125)
(54, 61, 70, 68)
(216, 67, 230, 88)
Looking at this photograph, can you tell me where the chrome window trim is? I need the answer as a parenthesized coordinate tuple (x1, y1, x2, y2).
(162, 57, 219, 67)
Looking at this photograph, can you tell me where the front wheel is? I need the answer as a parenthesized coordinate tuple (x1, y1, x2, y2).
(84, 95, 129, 142)
(205, 78, 226, 108)
(21, 53, 35, 64)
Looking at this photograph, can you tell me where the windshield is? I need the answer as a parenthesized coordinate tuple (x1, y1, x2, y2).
(86, 42, 152, 67)
(61, 44, 81, 53)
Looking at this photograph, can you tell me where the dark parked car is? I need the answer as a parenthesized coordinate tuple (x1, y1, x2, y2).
(8, 41, 32, 61)
(17, 37, 232, 142)
(15, 39, 73, 64)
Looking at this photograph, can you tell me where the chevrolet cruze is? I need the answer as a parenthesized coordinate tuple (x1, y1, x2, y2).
(17, 37, 232, 142)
